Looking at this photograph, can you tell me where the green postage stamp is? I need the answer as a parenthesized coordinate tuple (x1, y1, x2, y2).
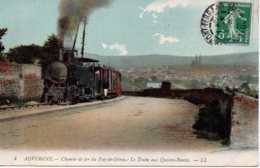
(201, 1, 252, 45)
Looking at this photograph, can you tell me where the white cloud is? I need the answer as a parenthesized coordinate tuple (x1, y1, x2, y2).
(101, 42, 108, 48)
(101, 42, 128, 55)
(153, 33, 180, 45)
(139, 0, 189, 18)
(139, 0, 216, 20)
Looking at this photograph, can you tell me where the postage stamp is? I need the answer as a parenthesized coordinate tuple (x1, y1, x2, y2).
(216, 2, 252, 45)
(201, 1, 252, 45)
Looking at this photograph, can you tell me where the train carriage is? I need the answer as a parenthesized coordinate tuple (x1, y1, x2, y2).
(96, 66, 122, 98)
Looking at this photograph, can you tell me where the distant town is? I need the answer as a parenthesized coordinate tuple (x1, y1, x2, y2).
(120, 56, 258, 98)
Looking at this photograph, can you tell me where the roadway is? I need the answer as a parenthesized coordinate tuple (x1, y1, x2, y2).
(0, 96, 224, 151)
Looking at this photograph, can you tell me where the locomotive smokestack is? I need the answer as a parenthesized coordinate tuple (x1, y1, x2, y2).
(81, 18, 87, 58)
(72, 19, 81, 52)
(58, 0, 112, 49)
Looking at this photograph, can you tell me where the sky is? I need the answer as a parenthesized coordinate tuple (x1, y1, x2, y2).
(0, 0, 259, 56)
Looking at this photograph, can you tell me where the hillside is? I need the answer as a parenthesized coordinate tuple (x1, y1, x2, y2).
(86, 52, 258, 69)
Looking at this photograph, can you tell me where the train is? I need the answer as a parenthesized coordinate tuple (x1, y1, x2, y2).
(43, 51, 122, 104)
(43, 19, 122, 104)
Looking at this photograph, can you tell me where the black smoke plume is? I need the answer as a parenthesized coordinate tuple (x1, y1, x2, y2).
(58, 0, 111, 48)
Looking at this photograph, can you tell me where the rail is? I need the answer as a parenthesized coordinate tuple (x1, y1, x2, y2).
(0, 103, 51, 112)
(0, 95, 120, 112)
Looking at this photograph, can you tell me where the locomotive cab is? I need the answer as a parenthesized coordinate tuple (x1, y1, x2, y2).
(68, 57, 99, 102)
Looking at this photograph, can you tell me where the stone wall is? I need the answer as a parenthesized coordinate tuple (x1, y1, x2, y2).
(230, 93, 258, 149)
(0, 63, 44, 105)
(21, 65, 44, 99)
(0, 64, 21, 99)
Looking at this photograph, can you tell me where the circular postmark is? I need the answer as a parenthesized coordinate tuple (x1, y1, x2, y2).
(200, 4, 217, 45)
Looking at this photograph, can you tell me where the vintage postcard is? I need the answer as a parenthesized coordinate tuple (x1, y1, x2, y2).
(0, 0, 259, 166)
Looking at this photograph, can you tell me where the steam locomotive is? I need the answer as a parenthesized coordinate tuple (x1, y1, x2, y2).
(43, 19, 121, 104)
(43, 50, 122, 104)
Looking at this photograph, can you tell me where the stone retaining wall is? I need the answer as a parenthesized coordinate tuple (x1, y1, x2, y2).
(231, 93, 258, 149)
(0, 63, 44, 105)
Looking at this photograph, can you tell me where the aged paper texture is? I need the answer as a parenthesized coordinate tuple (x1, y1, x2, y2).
(0, 0, 258, 166)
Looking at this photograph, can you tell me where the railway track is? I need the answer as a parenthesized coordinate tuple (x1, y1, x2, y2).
(0, 103, 52, 112)
(0, 95, 121, 112)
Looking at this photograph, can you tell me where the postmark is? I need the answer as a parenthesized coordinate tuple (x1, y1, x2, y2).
(200, 4, 217, 45)
(201, 1, 252, 45)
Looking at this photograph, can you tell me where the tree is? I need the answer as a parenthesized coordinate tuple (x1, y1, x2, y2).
(134, 77, 149, 90)
(41, 34, 62, 65)
(6, 34, 62, 64)
(0, 53, 9, 63)
(238, 82, 251, 96)
(4, 33, 62, 64)
(0, 28, 8, 62)
(0, 28, 7, 54)
(7, 44, 43, 64)
(43, 34, 62, 53)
